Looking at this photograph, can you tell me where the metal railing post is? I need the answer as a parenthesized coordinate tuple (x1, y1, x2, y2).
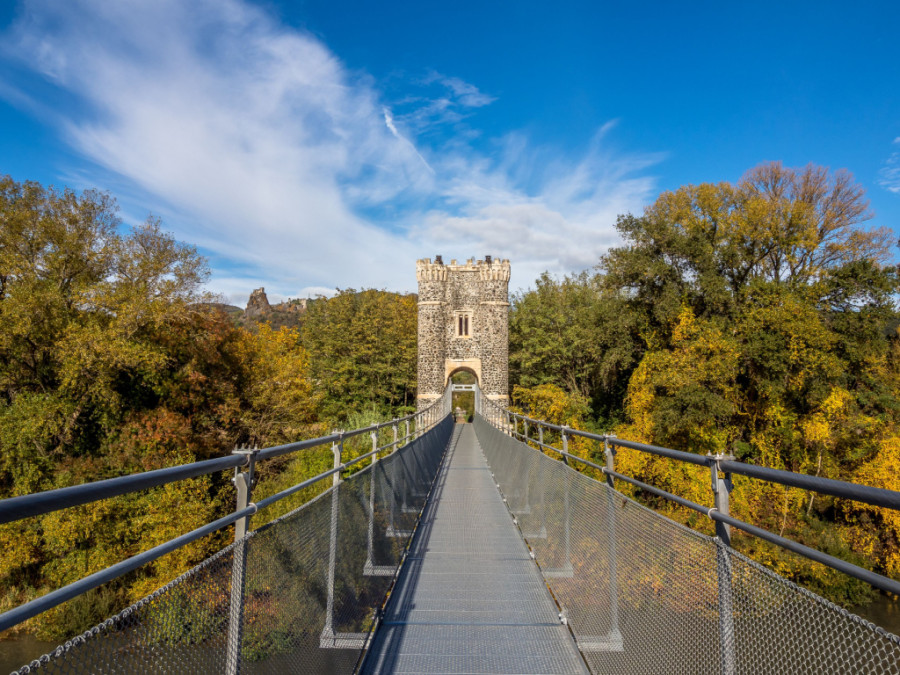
(226, 446, 258, 675)
(400, 428, 410, 515)
(388, 422, 398, 534)
(560, 427, 572, 574)
(323, 434, 343, 642)
(332, 433, 343, 486)
(524, 419, 529, 446)
(410, 418, 420, 498)
(710, 453, 736, 675)
(365, 429, 379, 572)
(405, 419, 410, 446)
(536, 423, 547, 539)
(603, 435, 622, 645)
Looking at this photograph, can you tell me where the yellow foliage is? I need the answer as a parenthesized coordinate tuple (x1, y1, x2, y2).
(847, 435, 900, 578)
(510, 383, 590, 430)
(623, 306, 740, 452)
(800, 387, 851, 447)
(236, 323, 319, 446)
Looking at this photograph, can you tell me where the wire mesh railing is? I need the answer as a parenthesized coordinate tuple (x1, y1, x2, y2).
(476, 398, 900, 674)
(2, 391, 453, 674)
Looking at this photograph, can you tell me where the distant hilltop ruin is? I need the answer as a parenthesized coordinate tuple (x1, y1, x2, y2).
(245, 287, 308, 318)
(229, 287, 308, 329)
(244, 287, 271, 318)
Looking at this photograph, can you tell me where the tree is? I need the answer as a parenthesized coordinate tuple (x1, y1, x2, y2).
(236, 323, 319, 446)
(510, 162, 900, 605)
(0, 177, 208, 494)
(300, 289, 417, 421)
(605, 163, 899, 603)
(509, 272, 637, 425)
(0, 176, 323, 637)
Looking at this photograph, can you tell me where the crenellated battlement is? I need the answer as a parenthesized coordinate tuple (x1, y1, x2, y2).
(416, 259, 449, 282)
(478, 259, 511, 282)
(417, 257, 510, 280)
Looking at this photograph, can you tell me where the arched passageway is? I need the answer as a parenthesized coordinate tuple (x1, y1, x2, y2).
(449, 369, 477, 421)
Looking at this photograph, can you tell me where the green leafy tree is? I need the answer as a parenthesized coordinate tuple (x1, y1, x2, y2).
(510, 162, 900, 605)
(509, 271, 637, 425)
(300, 289, 417, 421)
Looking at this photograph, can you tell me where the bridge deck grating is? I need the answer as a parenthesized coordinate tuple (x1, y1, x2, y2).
(362, 424, 587, 675)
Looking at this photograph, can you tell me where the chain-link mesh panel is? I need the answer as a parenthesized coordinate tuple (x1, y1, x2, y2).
(12, 416, 453, 675)
(11, 547, 237, 674)
(474, 415, 900, 675)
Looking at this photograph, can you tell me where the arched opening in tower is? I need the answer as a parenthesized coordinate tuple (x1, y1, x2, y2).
(449, 369, 477, 422)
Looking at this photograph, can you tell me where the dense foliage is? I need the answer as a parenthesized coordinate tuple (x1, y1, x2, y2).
(510, 162, 900, 605)
(0, 177, 414, 638)
(300, 289, 418, 422)
(3, 160, 897, 639)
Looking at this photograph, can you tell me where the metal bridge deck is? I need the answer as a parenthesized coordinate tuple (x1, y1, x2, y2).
(363, 424, 587, 675)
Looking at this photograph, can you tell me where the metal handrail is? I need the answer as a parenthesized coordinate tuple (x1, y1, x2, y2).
(0, 391, 453, 634)
(0, 401, 444, 526)
(479, 395, 900, 596)
(0, 506, 257, 633)
(499, 408, 900, 512)
(0, 455, 248, 525)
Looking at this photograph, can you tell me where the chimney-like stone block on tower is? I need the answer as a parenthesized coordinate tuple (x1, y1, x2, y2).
(416, 256, 510, 409)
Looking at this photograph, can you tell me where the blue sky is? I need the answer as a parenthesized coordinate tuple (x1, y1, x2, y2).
(1, 0, 898, 304)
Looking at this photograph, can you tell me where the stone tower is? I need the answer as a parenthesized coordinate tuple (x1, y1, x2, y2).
(416, 255, 510, 410)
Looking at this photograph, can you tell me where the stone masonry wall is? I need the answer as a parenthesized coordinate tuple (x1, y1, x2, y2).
(417, 257, 510, 409)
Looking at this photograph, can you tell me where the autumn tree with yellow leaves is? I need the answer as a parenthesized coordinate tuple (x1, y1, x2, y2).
(511, 162, 899, 605)
(0, 177, 321, 637)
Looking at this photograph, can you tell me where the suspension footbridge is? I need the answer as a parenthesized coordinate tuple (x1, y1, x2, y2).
(2, 254, 900, 673)
(2, 387, 900, 674)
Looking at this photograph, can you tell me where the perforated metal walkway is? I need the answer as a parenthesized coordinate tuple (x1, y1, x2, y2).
(363, 424, 588, 675)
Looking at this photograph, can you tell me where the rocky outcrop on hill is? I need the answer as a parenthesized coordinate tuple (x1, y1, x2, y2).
(245, 287, 272, 318)
(241, 288, 308, 328)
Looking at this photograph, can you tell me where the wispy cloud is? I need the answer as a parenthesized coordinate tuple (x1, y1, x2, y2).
(415, 124, 663, 287)
(1, 0, 662, 304)
(878, 138, 900, 195)
(383, 107, 401, 138)
(383, 106, 434, 174)
(387, 72, 496, 139)
(424, 72, 496, 108)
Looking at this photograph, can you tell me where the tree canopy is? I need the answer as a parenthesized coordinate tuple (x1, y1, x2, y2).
(2, 161, 897, 635)
(300, 289, 418, 421)
(0, 177, 321, 637)
(510, 162, 900, 605)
